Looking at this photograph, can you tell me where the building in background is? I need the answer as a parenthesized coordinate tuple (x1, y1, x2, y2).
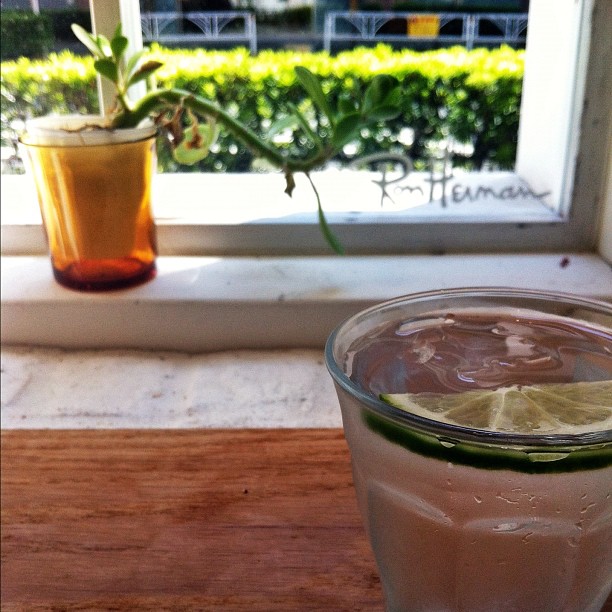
(0, 0, 89, 10)
(140, 0, 313, 11)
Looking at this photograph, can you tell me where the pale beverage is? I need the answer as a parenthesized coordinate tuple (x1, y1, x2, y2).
(326, 288, 612, 612)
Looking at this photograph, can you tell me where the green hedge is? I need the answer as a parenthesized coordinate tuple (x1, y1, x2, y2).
(0, 11, 54, 61)
(1, 44, 523, 172)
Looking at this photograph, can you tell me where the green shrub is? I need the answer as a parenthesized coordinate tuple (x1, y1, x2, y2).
(0, 44, 524, 171)
(0, 11, 53, 61)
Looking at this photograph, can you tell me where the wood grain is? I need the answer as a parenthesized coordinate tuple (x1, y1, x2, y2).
(1, 429, 382, 611)
(2, 429, 611, 612)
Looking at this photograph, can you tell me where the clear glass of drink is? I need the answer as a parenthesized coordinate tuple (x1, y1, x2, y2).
(325, 288, 611, 612)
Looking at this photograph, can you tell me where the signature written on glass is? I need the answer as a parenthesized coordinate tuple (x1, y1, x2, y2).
(353, 152, 551, 209)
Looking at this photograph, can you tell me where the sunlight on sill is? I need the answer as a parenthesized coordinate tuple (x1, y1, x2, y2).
(2, 253, 610, 352)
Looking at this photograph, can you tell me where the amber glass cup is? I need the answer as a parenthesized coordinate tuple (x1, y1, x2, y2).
(21, 115, 158, 291)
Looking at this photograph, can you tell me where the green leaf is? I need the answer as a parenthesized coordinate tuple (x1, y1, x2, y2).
(382, 84, 402, 108)
(287, 102, 323, 150)
(203, 119, 219, 148)
(173, 139, 209, 165)
(364, 104, 402, 122)
(126, 60, 163, 87)
(303, 172, 344, 254)
(337, 93, 357, 116)
(172, 124, 218, 165)
(96, 34, 112, 58)
(361, 76, 402, 123)
(94, 58, 119, 84)
(71, 23, 105, 59)
(363, 74, 400, 114)
(268, 114, 300, 137)
(318, 201, 344, 255)
(110, 34, 129, 62)
(294, 66, 334, 124)
(331, 113, 361, 150)
(126, 49, 147, 79)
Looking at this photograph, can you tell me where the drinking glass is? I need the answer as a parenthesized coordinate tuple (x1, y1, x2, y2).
(20, 115, 158, 291)
(325, 288, 612, 612)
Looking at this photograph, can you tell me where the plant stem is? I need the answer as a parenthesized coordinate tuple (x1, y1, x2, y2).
(111, 88, 336, 176)
(111, 87, 344, 252)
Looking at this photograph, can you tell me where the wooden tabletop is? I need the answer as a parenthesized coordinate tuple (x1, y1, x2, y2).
(2, 429, 611, 611)
(1, 429, 382, 611)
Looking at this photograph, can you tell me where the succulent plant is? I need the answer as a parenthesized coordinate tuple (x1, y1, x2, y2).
(71, 23, 402, 253)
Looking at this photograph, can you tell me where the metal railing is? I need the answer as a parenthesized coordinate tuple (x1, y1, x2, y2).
(324, 12, 528, 52)
(141, 11, 257, 54)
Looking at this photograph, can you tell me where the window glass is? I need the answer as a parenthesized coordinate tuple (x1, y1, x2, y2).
(1, 0, 607, 256)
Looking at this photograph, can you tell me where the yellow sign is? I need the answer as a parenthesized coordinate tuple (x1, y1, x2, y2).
(407, 15, 440, 38)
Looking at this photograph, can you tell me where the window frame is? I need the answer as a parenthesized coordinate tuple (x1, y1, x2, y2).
(1, 0, 610, 257)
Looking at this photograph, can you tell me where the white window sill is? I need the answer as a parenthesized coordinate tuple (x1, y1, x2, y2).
(2, 252, 610, 431)
(2, 253, 611, 352)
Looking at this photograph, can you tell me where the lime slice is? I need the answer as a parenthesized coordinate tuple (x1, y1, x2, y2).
(380, 381, 612, 436)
